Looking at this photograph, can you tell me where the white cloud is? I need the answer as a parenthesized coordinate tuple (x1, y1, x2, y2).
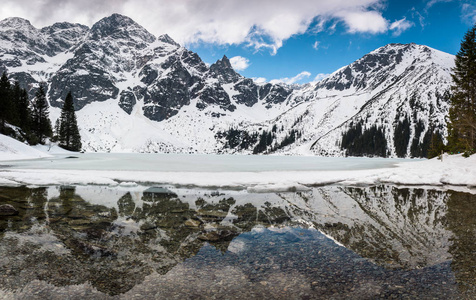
(411, 8, 426, 29)
(313, 73, 330, 82)
(336, 10, 388, 34)
(389, 17, 414, 36)
(426, 0, 454, 10)
(270, 71, 312, 85)
(252, 77, 267, 84)
(229, 56, 250, 71)
(462, 4, 476, 23)
(313, 41, 320, 50)
(0, 0, 392, 54)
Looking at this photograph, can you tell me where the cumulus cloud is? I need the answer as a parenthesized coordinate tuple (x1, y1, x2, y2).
(270, 71, 312, 85)
(252, 77, 267, 84)
(0, 0, 394, 54)
(229, 56, 250, 71)
(389, 17, 414, 36)
(336, 10, 388, 34)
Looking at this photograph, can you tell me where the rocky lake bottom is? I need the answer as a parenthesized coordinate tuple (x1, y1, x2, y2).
(0, 184, 474, 299)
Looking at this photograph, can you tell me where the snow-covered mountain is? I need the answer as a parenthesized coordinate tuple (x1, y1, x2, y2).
(223, 43, 454, 157)
(0, 14, 455, 156)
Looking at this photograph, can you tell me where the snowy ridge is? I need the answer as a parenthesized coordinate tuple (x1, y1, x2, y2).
(311, 45, 453, 157)
(0, 15, 455, 156)
(234, 43, 455, 157)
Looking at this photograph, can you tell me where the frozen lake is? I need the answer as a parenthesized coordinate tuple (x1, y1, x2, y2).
(2, 153, 414, 172)
(1, 152, 459, 189)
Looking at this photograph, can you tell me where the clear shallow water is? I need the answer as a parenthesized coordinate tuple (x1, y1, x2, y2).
(0, 184, 474, 299)
(1, 153, 414, 172)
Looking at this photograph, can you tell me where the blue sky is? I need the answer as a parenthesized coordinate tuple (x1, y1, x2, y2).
(1, 0, 475, 84)
(189, 0, 475, 83)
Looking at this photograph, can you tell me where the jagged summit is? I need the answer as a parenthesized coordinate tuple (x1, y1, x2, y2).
(0, 17, 35, 30)
(88, 13, 155, 44)
(314, 43, 453, 92)
(158, 34, 180, 47)
(209, 55, 242, 84)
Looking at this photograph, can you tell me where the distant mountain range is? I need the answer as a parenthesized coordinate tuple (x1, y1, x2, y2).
(0, 14, 455, 157)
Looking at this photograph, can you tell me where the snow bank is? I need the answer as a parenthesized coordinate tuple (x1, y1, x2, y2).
(0, 153, 475, 191)
(0, 134, 52, 161)
(380, 153, 476, 187)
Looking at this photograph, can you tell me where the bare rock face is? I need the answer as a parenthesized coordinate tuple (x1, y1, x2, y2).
(0, 204, 19, 216)
(209, 55, 242, 84)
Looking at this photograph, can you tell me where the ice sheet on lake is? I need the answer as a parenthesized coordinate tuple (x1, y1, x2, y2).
(0, 152, 475, 191)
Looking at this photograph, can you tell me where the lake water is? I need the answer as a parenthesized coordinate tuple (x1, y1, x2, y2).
(0, 184, 474, 299)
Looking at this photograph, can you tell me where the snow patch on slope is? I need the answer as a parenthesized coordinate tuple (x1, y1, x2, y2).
(0, 134, 52, 161)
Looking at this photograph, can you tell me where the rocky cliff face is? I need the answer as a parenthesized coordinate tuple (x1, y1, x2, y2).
(0, 14, 454, 156)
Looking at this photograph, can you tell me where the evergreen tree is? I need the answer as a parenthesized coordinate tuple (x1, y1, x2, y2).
(447, 24, 476, 155)
(0, 72, 12, 131)
(394, 117, 411, 158)
(341, 121, 388, 157)
(9, 81, 22, 127)
(17, 86, 31, 133)
(58, 91, 81, 151)
(32, 85, 52, 144)
(428, 131, 445, 159)
(53, 118, 60, 142)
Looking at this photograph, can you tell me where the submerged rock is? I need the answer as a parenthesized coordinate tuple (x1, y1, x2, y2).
(184, 219, 201, 227)
(0, 204, 19, 216)
(198, 230, 237, 242)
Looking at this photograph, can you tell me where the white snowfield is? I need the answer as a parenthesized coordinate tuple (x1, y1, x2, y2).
(0, 134, 474, 190)
(0, 134, 52, 161)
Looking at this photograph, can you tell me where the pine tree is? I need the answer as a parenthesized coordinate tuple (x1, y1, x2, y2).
(58, 91, 81, 151)
(428, 131, 445, 159)
(32, 85, 52, 144)
(394, 117, 411, 158)
(17, 86, 31, 133)
(0, 72, 12, 131)
(447, 24, 476, 155)
(53, 118, 60, 142)
(9, 81, 22, 127)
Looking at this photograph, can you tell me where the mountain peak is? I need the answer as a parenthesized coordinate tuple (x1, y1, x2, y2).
(313, 42, 454, 93)
(219, 55, 232, 66)
(89, 13, 155, 43)
(0, 17, 36, 31)
(158, 34, 180, 47)
(209, 55, 241, 84)
(98, 13, 135, 25)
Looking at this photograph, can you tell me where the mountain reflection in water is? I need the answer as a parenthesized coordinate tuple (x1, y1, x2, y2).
(0, 185, 474, 299)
